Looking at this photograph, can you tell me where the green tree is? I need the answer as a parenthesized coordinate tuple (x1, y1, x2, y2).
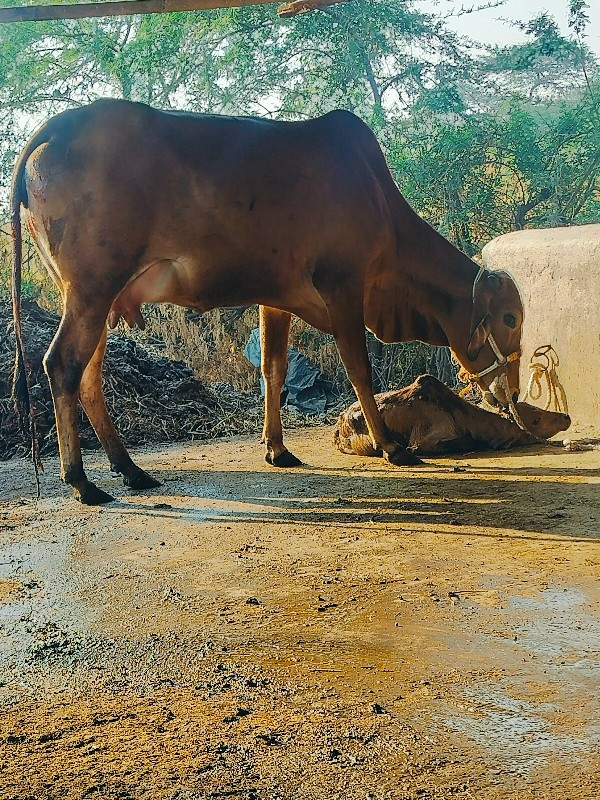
(0, 1, 598, 245)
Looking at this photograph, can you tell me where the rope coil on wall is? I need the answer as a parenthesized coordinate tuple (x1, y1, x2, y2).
(523, 345, 569, 415)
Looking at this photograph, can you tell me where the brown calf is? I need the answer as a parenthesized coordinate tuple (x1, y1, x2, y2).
(334, 375, 571, 457)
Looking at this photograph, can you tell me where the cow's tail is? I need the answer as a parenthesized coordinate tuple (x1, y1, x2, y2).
(11, 129, 48, 494)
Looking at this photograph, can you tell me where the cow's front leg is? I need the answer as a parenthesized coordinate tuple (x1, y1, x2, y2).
(321, 292, 423, 467)
(260, 306, 302, 467)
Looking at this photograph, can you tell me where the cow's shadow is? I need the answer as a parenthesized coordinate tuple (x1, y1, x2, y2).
(6, 443, 598, 542)
(103, 453, 600, 542)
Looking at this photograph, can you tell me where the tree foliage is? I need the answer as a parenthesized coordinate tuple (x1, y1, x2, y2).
(0, 0, 598, 249)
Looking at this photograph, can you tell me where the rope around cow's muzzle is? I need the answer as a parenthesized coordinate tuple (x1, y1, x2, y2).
(523, 344, 569, 415)
(493, 371, 527, 431)
(458, 345, 520, 398)
(458, 370, 527, 430)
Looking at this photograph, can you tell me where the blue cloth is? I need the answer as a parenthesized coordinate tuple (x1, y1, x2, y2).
(244, 328, 338, 414)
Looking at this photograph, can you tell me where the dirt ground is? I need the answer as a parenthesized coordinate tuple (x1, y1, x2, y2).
(0, 429, 599, 800)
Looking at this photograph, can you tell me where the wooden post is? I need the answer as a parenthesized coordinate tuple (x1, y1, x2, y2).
(0, 0, 349, 24)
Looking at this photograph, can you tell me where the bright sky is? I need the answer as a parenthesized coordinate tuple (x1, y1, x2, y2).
(415, 0, 600, 52)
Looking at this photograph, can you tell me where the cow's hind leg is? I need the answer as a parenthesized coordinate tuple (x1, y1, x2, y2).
(260, 306, 302, 467)
(79, 327, 161, 491)
(317, 287, 422, 467)
(43, 296, 115, 504)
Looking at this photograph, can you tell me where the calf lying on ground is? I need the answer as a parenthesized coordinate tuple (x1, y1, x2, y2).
(334, 375, 571, 457)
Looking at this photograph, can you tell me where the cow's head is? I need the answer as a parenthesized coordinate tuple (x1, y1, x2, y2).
(454, 268, 524, 408)
(513, 402, 571, 439)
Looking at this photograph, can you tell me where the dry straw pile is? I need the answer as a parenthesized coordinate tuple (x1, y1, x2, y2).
(0, 300, 337, 461)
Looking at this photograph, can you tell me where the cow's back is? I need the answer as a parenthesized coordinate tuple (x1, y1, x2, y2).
(20, 100, 396, 314)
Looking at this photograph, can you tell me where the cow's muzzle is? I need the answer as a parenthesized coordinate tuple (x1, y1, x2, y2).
(460, 336, 520, 404)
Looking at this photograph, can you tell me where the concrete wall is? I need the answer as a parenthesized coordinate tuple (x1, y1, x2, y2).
(482, 224, 600, 438)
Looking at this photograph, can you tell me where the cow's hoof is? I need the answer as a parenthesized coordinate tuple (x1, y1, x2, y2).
(75, 482, 115, 505)
(385, 448, 424, 467)
(123, 468, 162, 490)
(265, 450, 303, 468)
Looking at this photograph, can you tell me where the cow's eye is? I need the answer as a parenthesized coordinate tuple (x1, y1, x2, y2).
(533, 417, 541, 426)
(504, 313, 516, 328)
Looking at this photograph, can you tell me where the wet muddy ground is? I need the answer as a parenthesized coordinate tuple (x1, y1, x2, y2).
(1, 429, 599, 799)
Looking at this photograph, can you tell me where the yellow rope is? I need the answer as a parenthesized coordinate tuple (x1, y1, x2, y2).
(458, 350, 520, 398)
(524, 345, 569, 415)
(496, 371, 527, 430)
(458, 371, 477, 398)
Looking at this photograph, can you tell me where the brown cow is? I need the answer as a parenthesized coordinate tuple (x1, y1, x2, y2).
(334, 375, 571, 457)
(11, 100, 524, 504)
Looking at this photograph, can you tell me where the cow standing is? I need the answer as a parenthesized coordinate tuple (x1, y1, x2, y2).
(11, 100, 524, 503)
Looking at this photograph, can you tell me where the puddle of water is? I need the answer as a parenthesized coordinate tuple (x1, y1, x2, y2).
(508, 588, 600, 672)
(0, 530, 99, 679)
(436, 585, 600, 771)
(442, 683, 596, 770)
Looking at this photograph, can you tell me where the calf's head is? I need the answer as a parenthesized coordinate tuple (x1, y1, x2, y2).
(514, 403, 571, 439)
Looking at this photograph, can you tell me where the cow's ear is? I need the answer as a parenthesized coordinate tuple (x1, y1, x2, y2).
(468, 270, 502, 361)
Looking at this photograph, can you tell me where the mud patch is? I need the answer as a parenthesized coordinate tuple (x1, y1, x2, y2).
(0, 578, 21, 602)
(1, 431, 599, 798)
